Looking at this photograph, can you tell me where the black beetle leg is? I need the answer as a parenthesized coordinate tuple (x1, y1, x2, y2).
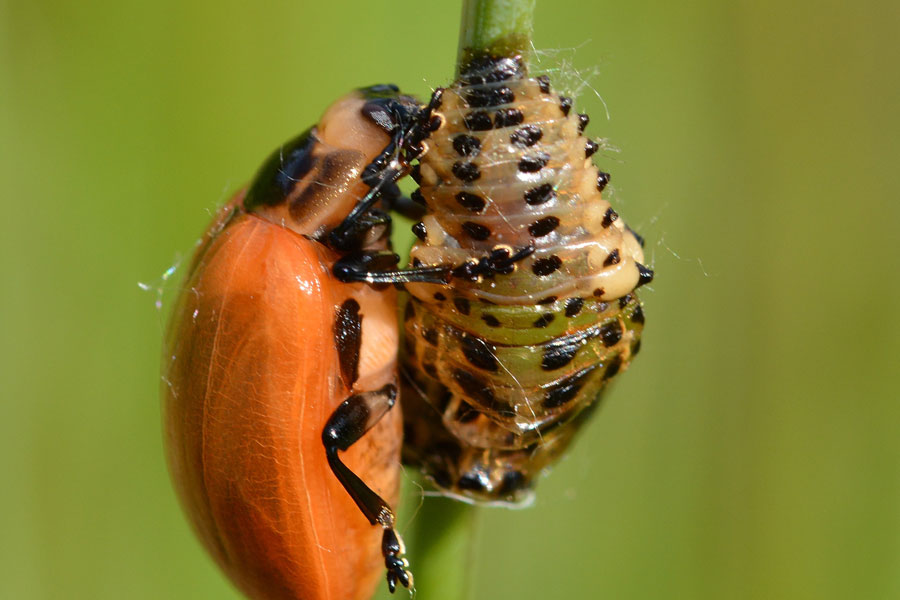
(334, 251, 451, 286)
(321, 383, 412, 593)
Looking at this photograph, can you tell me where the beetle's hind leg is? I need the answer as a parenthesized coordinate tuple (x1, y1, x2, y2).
(322, 383, 413, 593)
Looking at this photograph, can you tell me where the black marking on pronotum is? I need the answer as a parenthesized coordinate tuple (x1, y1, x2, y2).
(494, 108, 524, 128)
(481, 313, 500, 327)
(524, 183, 556, 206)
(412, 221, 427, 241)
(636, 263, 654, 287)
(452, 161, 481, 182)
(528, 216, 560, 238)
(577, 113, 590, 132)
(603, 249, 621, 267)
(533, 313, 555, 328)
(510, 125, 542, 147)
(532, 255, 562, 276)
(461, 335, 499, 372)
(559, 96, 573, 116)
(453, 135, 481, 157)
(518, 152, 551, 173)
(453, 297, 471, 315)
(585, 140, 599, 158)
(564, 297, 584, 318)
(543, 365, 598, 408)
(537, 295, 558, 305)
(537, 75, 551, 94)
(456, 191, 486, 213)
(334, 299, 362, 388)
(452, 368, 495, 405)
(461, 221, 491, 241)
(464, 111, 493, 131)
(601, 207, 618, 228)
(422, 328, 439, 346)
(597, 171, 611, 191)
(434, 292, 446, 301)
(244, 129, 316, 209)
(599, 320, 623, 347)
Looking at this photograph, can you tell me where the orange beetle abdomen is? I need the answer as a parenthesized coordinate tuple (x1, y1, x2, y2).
(163, 211, 401, 600)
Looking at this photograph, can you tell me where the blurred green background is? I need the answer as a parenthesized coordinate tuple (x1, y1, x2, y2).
(2, 0, 899, 598)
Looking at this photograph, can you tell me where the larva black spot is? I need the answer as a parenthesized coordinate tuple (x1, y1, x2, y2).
(334, 299, 362, 388)
(454, 401, 481, 423)
(601, 207, 618, 228)
(627, 225, 646, 248)
(453, 297, 471, 315)
(604, 354, 623, 380)
(428, 115, 443, 131)
(559, 96, 573, 116)
(528, 216, 560, 238)
(412, 221, 427, 241)
(466, 85, 514, 107)
(462, 221, 491, 241)
(461, 335, 499, 372)
(543, 365, 597, 408)
(619, 294, 633, 309)
(494, 108, 524, 128)
(631, 339, 642, 356)
(423, 362, 438, 379)
(452, 368, 495, 405)
(510, 125, 542, 147)
(453, 161, 481, 182)
(412, 257, 423, 267)
(532, 255, 562, 276)
(481, 313, 501, 327)
(541, 335, 582, 371)
(464, 111, 493, 131)
(524, 183, 556, 206)
(498, 470, 526, 495)
(422, 328, 439, 346)
(593, 288, 605, 298)
(636, 263, 654, 287)
(434, 292, 446, 301)
(577, 113, 590, 132)
(533, 313, 555, 328)
(455, 191, 486, 213)
(564, 297, 584, 317)
(403, 300, 415, 322)
(537, 75, 551, 94)
(410, 164, 422, 184)
(457, 472, 487, 491)
(585, 140, 599, 158)
(453, 134, 481, 157)
(599, 321, 623, 347)
(518, 152, 551, 173)
(603, 249, 621, 267)
(597, 171, 611, 191)
(631, 304, 645, 324)
(537, 295, 558, 305)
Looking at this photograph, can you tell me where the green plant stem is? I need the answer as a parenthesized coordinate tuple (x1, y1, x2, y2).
(457, 0, 537, 75)
(408, 495, 478, 600)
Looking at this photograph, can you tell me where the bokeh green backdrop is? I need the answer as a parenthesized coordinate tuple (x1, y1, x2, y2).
(2, 1, 899, 598)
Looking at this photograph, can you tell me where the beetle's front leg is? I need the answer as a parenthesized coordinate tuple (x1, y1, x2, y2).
(322, 383, 413, 593)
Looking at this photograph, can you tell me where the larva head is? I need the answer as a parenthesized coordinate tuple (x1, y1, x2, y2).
(243, 85, 418, 237)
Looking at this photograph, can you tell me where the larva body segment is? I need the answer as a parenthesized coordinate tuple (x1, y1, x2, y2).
(402, 57, 651, 504)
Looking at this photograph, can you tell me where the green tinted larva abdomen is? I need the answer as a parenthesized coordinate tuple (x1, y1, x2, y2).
(401, 56, 653, 504)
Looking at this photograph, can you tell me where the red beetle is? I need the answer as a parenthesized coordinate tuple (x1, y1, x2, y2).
(162, 86, 446, 600)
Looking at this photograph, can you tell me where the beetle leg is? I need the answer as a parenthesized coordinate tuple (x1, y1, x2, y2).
(321, 383, 413, 593)
(333, 251, 451, 286)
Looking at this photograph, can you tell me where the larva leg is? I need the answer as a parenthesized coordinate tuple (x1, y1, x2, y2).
(321, 383, 412, 593)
